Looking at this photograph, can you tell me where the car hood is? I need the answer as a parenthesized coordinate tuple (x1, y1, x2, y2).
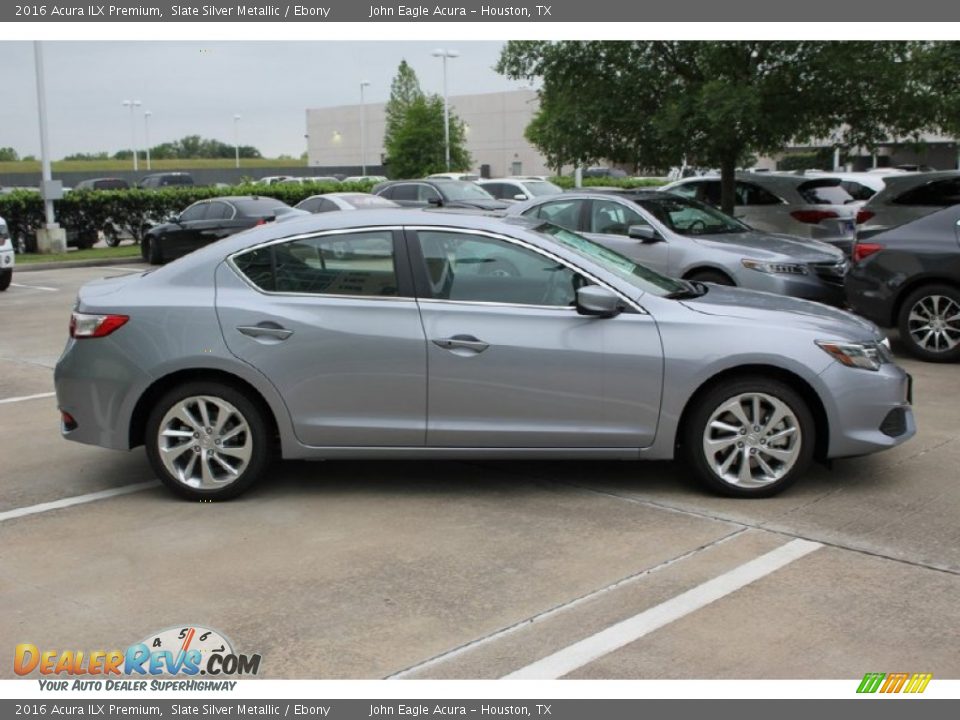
(691, 231, 844, 261)
(679, 284, 881, 341)
(447, 199, 510, 210)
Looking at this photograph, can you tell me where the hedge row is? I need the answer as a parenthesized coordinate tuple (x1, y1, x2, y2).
(0, 176, 666, 251)
(0, 181, 375, 249)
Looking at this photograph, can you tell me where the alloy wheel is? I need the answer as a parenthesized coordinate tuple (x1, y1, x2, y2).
(906, 294, 960, 354)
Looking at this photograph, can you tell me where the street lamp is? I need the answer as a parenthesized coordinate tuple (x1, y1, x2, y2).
(121, 100, 141, 171)
(431, 49, 459, 172)
(143, 111, 152, 171)
(359, 80, 370, 176)
(233, 114, 241, 169)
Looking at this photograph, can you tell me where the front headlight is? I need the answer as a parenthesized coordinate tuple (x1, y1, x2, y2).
(816, 340, 889, 371)
(741, 259, 808, 275)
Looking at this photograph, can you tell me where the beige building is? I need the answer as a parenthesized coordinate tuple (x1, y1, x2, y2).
(305, 89, 551, 177)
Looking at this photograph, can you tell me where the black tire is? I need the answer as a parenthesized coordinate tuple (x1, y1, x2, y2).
(140, 237, 151, 262)
(897, 284, 960, 363)
(686, 269, 735, 286)
(0, 269, 11, 292)
(75, 232, 96, 250)
(147, 236, 164, 265)
(682, 377, 814, 498)
(145, 381, 272, 501)
(104, 235, 121, 248)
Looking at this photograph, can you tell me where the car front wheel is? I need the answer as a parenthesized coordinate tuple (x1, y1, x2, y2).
(0, 269, 11, 291)
(683, 378, 814, 498)
(897, 284, 960, 363)
(145, 382, 272, 500)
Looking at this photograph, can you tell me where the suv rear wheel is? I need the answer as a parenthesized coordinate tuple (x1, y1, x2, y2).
(897, 284, 960, 362)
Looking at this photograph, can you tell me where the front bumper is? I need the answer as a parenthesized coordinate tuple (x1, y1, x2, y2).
(819, 360, 915, 459)
(743, 270, 846, 307)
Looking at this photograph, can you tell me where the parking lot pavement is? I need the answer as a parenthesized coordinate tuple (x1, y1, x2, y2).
(1, 264, 958, 680)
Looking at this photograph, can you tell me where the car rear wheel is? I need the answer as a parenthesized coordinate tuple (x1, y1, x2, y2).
(897, 284, 960, 363)
(683, 378, 814, 498)
(686, 269, 735, 286)
(0, 269, 11, 292)
(104, 236, 121, 248)
(145, 382, 272, 501)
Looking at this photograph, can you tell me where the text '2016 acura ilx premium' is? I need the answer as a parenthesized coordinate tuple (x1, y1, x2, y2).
(55, 210, 915, 501)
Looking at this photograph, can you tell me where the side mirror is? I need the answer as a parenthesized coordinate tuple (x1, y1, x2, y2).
(513, 193, 528, 201)
(427, 196, 443, 206)
(576, 285, 623, 318)
(628, 225, 663, 243)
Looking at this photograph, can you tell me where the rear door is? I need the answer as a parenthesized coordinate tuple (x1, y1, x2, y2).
(216, 227, 427, 447)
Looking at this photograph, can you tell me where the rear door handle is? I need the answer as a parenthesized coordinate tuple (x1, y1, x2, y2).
(432, 335, 490, 353)
(237, 323, 294, 341)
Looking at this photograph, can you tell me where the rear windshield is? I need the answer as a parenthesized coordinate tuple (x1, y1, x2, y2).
(234, 198, 291, 217)
(798, 179, 855, 205)
(160, 175, 194, 186)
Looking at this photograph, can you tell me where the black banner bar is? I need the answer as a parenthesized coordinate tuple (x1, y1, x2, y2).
(4, 0, 960, 22)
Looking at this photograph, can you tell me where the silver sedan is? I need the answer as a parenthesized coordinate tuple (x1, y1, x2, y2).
(55, 210, 914, 501)
(507, 191, 849, 305)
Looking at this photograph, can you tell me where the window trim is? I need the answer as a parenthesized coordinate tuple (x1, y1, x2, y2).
(226, 225, 415, 301)
(403, 225, 642, 314)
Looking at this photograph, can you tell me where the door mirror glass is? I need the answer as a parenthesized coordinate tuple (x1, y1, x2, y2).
(576, 285, 622, 318)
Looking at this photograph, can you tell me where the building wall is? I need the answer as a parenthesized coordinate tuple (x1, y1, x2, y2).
(306, 89, 550, 178)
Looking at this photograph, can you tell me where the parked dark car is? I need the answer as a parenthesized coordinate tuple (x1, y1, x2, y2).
(74, 177, 131, 191)
(372, 179, 509, 210)
(139, 172, 195, 189)
(847, 204, 960, 362)
(141, 196, 294, 265)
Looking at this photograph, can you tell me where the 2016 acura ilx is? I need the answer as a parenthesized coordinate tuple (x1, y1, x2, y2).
(55, 210, 915, 500)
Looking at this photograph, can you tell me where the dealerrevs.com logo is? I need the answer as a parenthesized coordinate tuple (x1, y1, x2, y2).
(15, 626, 261, 690)
(857, 672, 933, 694)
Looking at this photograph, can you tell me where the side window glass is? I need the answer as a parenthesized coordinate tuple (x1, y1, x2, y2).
(418, 185, 441, 203)
(532, 200, 582, 230)
(589, 200, 648, 235)
(736, 182, 782, 206)
(179, 203, 208, 222)
(669, 183, 699, 200)
(392, 184, 418, 202)
(895, 178, 960, 206)
(206, 202, 232, 221)
(234, 231, 398, 297)
(700, 182, 722, 206)
(416, 230, 585, 307)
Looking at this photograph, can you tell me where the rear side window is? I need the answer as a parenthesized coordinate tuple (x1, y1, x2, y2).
(893, 178, 960, 207)
(391, 184, 419, 202)
(735, 182, 783, 206)
(232, 231, 399, 297)
(524, 199, 583, 230)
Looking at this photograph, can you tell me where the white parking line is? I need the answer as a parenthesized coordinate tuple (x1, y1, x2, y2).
(11, 282, 58, 292)
(0, 392, 56, 405)
(0, 482, 158, 524)
(502, 538, 823, 679)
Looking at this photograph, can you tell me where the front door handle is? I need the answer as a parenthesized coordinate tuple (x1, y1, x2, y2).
(237, 323, 294, 341)
(432, 335, 490, 353)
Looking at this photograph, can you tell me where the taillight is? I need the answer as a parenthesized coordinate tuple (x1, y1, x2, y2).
(790, 209, 839, 224)
(856, 210, 875, 225)
(69, 312, 129, 338)
(255, 218, 266, 226)
(852, 242, 883, 263)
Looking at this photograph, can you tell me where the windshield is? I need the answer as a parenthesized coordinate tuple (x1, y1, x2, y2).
(533, 223, 686, 297)
(635, 195, 750, 236)
(439, 182, 496, 201)
(525, 181, 563, 197)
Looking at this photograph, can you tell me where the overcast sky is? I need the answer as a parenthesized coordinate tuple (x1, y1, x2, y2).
(0, 41, 524, 159)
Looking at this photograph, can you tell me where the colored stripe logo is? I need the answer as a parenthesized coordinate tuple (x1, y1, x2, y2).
(857, 672, 932, 694)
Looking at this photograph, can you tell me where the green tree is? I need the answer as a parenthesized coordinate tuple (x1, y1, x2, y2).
(0, 147, 19, 161)
(498, 41, 931, 214)
(383, 60, 471, 177)
(386, 95, 471, 178)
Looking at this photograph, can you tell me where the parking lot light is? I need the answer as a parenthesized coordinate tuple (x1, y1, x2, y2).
(360, 81, 370, 176)
(432, 49, 459, 172)
(233, 114, 241, 169)
(144, 111, 152, 171)
(121, 100, 141, 172)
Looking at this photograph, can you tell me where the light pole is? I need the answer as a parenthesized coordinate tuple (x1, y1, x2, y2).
(122, 99, 141, 171)
(431, 49, 459, 172)
(359, 80, 370, 176)
(233, 114, 241, 169)
(143, 111, 152, 171)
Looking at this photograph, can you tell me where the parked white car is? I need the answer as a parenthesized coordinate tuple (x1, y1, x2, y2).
(661, 173, 860, 255)
(0, 215, 14, 291)
(427, 172, 480, 181)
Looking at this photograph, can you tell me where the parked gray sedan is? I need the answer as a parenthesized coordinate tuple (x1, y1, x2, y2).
(54, 210, 914, 501)
(507, 192, 849, 305)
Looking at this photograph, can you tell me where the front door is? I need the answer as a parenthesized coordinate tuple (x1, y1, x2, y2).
(408, 227, 663, 448)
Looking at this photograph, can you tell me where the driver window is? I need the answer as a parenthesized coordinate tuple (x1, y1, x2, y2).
(179, 203, 208, 222)
(418, 185, 442, 203)
(589, 200, 648, 235)
(416, 230, 585, 307)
